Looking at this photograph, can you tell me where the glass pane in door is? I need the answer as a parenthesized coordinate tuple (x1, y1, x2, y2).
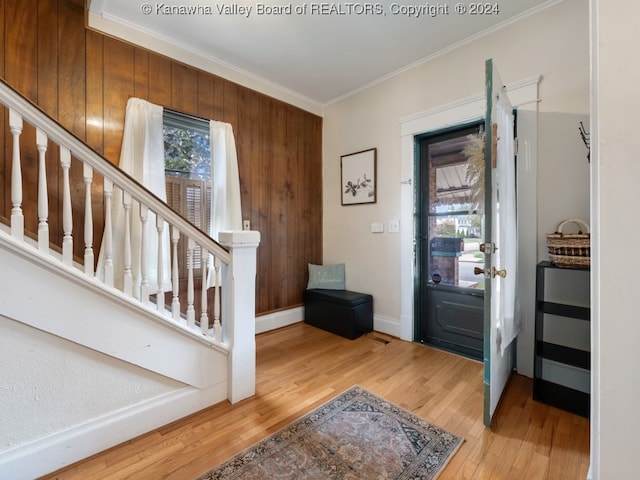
(425, 129, 485, 290)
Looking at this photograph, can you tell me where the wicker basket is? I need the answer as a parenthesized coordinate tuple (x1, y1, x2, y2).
(546, 219, 590, 268)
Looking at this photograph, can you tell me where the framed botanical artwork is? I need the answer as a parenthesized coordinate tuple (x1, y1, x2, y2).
(341, 148, 376, 205)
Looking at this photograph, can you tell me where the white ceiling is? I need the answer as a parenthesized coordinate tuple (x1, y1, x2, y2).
(88, 0, 552, 106)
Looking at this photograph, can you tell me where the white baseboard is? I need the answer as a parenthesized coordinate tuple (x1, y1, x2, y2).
(0, 382, 227, 480)
(256, 306, 304, 334)
(256, 307, 401, 339)
(374, 314, 401, 338)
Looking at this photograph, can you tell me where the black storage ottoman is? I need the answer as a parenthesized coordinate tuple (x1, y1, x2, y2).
(303, 289, 373, 340)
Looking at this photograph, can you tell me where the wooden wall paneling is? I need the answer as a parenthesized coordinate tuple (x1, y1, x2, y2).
(171, 62, 198, 115)
(297, 108, 312, 303)
(269, 101, 289, 310)
(222, 81, 238, 130)
(3, 0, 37, 223)
(37, 0, 59, 118)
(301, 113, 323, 294)
(100, 37, 134, 266)
(254, 92, 273, 312)
(235, 87, 251, 228)
(299, 113, 321, 298)
(58, 0, 87, 258)
(286, 106, 304, 305)
(58, 0, 87, 261)
(133, 48, 149, 101)
(307, 115, 322, 264)
(85, 30, 106, 262)
(0, 0, 5, 79)
(86, 31, 104, 155)
(102, 37, 134, 165)
(211, 77, 224, 121)
(196, 72, 214, 121)
(148, 53, 172, 109)
(5, 0, 37, 101)
(58, 0, 85, 137)
(234, 87, 258, 301)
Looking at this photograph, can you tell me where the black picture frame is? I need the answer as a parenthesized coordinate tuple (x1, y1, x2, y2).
(341, 148, 377, 205)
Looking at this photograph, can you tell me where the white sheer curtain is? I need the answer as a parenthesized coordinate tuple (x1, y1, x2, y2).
(207, 120, 242, 287)
(98, 97, 171, 293)
(496, 87, 519, 356)
(209, 120, 242, 239)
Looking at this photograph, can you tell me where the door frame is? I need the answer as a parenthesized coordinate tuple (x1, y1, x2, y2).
(398, 76, 540, 374)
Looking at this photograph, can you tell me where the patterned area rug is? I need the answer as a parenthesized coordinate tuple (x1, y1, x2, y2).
(196, 386, 463, 479)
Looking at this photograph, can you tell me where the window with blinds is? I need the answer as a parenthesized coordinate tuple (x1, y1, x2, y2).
(163, 110, 212, 279)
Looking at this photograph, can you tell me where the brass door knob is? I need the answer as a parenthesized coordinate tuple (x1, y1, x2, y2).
(475, 266, 506, 278)
(492, 267, 507, 278)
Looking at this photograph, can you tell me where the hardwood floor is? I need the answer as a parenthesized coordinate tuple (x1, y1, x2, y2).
(40, 323, 590, 479)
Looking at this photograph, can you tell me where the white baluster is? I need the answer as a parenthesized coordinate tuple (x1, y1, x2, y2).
(186, 237, 195, 328)
(156, 214, 165, 312)
(60, 146, 73, 266)
(200, 246, 209, 336)
(139, 204, 149, 303)
(171, 226, 181, 321)
(36, 128, 49, 252)
(83, 163, 94, 275)
(9, 109, 23, 240)
(122, 192, 133, 296)
(103, 178, 114, 286)
(213, 256, 222, 342)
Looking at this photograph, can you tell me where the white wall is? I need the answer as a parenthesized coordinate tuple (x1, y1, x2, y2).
(322, 0, 589, 375)
(0, 316, 181, 449)
(590, 0, 640, 477)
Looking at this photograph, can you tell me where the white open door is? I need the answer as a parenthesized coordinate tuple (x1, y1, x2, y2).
(483, 58, 518, 427)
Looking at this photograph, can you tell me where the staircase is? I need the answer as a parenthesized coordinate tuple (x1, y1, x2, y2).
(0, 80, 260, 480)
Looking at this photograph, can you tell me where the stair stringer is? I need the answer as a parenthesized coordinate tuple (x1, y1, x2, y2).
(0, 232, 230, 479)
(0, 230, 229, 389)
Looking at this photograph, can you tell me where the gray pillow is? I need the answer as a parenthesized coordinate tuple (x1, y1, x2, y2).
(307, 263, 345, 290)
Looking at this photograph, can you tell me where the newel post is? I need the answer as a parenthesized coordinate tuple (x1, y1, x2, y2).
(219, 230, 261, 404)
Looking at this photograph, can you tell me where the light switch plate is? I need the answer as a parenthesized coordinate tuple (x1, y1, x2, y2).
(243, 220, 251, 230)
(371, 222, 384, 233)
(388, 219, 400, 233)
